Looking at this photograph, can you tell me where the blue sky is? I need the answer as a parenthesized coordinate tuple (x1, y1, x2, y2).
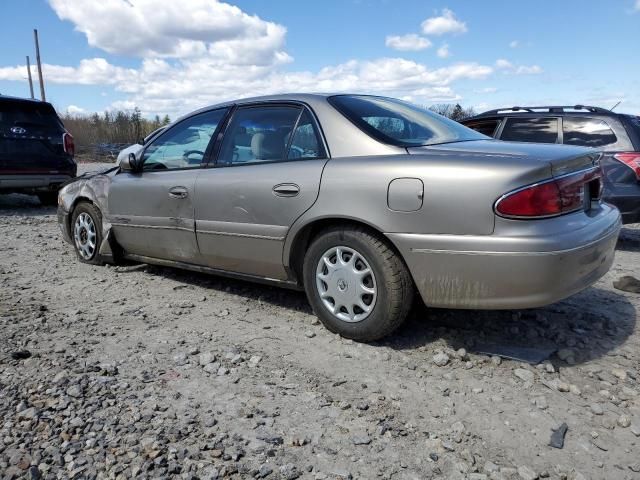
(0, 0, 638, 118)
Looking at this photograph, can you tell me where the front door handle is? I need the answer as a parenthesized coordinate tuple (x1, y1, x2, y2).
(272, 183, 300, 197)
(168, 186, 188, 199)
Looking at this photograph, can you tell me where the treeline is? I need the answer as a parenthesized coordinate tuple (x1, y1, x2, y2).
(59, 108, 171, 154)
(429, 103, 477, 121)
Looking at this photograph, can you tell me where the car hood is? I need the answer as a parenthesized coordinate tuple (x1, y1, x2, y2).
(60, 165, 118, 189)
(408, 139, 600, 176)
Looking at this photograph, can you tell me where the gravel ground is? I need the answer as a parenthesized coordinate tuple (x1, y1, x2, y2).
(1, 163, 639, 480)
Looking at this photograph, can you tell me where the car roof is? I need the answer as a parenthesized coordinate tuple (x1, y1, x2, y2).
(465, 105, 626, 121)
(177, 93, 395, 123)
(0, 94, 52, 106)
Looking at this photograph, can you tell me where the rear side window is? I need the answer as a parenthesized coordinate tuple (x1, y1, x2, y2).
(219, 105, 323, 166)
(464, 119, 501, 137)
(562, 117, 617, 147)
(287, 109, 325, 160)
(500, 117, 559, 143)
(0, 100, 62, 130)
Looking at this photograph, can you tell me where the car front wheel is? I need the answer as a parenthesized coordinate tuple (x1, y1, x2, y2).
(303, 226, 414, 341)
(71, 202, 104, 265)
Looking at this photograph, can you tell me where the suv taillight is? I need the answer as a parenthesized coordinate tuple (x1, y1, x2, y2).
(495, 168, 602, 219)
(63, 132, 75, 157)
(614, 152, 640, 181)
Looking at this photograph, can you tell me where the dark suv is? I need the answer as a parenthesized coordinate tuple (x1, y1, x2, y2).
(462, 106, 640, 223)
(0, 95, 76, 205)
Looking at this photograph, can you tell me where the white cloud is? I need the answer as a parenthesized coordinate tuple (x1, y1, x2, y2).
(636, 0, 640, 10)
(0, 1, 496, 117)
(475, 87, 498, 94)
(385, 34, 432, 51)
(47, 0, 290, 66)
(495, 59, 542, 75)
(421, 9, 467, 36)
(66, 105, 86, 115)
(436, 44, 451, 58)
(509, 40, 519, 48)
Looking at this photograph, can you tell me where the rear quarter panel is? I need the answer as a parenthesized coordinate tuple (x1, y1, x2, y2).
(284, 151, 554, 258)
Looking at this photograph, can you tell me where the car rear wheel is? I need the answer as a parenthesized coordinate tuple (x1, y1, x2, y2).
(303, 226, 414, 341)
(37, 191, 58, 206)
(71, 202, 104, 265)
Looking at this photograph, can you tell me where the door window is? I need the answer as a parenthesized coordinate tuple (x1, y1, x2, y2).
(218, 106, 305, 166)
(287, 109, 325, 159)
(500, 117, 559, 143)
(142, 109, 226, 171)
(562, 117, 617, 147)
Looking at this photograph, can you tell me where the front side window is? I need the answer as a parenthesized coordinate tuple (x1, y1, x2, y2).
(218, 105, 306, 165)
(563, 117, 617, 147)
(142, 109, 226, 171)
(500, 117, 559, 143)
(328, 95, 487, 147)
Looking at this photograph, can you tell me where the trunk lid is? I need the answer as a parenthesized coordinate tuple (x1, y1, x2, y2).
(407, 139, 599, 177)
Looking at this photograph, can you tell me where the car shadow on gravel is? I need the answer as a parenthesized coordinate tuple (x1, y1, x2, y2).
(381, 286, 636, 366)
(616, 226, 640, 252)
(142, 264, 312, 312)
(133, 264, 635, 366)
(0, 194, 55, 216)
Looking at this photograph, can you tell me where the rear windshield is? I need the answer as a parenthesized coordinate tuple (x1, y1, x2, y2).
(328, 95, 487, 147)
(0, 100, 62, 129)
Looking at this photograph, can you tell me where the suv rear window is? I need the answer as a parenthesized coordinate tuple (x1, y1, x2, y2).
(328, 95, 486, 147)
(562, 117, 617, 147)
(464, 118, 501, 137)
(0, 100, 62, 130)
(500, 117, 559, 143)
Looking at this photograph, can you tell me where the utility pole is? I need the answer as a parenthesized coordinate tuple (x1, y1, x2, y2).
(33, 29, 46, 101)
(26, 56, 35, 99)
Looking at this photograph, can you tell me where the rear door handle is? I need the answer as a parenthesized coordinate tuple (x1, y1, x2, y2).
(168, 186, 188, 199)
(272, 183, 300, 197)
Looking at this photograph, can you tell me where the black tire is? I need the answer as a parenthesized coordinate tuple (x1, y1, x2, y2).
(37, 191, 58, 206)
(303, 226, 414, 342)
(70, 202, 104, 265)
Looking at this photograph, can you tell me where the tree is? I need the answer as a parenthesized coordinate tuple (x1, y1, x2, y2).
(162, 114, 171, 125)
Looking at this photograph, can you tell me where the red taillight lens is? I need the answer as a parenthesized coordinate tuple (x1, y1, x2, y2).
(495, 168, 602, 219)
(614, 152, 640, 181)
(63, 132, 75, 156)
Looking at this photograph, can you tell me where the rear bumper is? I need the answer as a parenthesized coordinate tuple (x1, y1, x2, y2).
(0, 174, 73, 193)
(387, 204, 621, 309)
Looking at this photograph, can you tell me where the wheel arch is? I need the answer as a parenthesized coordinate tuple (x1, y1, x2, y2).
(285, 215, 404, 284)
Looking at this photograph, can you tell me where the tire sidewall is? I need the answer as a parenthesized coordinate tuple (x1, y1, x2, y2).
(71, 203, 103, 264)
(303, 229, 397, 340)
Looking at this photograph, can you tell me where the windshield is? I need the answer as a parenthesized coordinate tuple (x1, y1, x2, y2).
(328, 95, 487, 147)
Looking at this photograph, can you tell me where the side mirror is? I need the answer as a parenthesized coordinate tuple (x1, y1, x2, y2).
(120, 152, 141, 172)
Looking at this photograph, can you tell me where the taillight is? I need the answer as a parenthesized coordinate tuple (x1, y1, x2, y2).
(614, 152, 640, 181)
(63, 132, 75, 156)
(495, 168, 602, 219)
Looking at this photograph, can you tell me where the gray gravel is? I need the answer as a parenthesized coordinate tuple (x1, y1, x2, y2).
(1, 162, 639, 479)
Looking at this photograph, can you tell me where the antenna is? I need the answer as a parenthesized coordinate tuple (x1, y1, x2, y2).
(610, 101, 621, 111)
